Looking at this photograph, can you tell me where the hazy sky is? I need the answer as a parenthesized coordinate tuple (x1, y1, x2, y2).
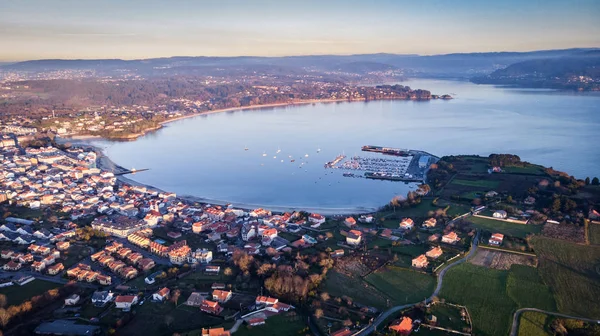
(1, 0, 599, 61)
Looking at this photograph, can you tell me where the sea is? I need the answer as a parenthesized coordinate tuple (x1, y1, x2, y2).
(88, 79, 600, 212)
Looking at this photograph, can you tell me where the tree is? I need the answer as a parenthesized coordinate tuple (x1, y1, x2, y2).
(552, 198, 562, 213)
(314, 308, 324, 319)
(0, 308, 10, 327)
(506, 195, 513, 203)
(592, 177, 600, 186)
(0, 294, 6, 308)
(171, 289, 181, 305)
(585, 177, 591, 185)
(164, 314, 174, 327)
(224, 267, 233, 276)
(320, 292, 330, 301)
(343, 319, 352, 327)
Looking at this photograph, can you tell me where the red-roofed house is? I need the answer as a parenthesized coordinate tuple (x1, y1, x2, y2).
(389, 317, 413, 335)
(248, 318, 265, 326)
(344, 217, 357, 227)
(411, 254, 429, 268)
(115, 295, 138, 310)
(488, 233, 504, 246)
(153, 287, 170, 302)
(200, 300, 223, 315)
(212, 290, 232, 303)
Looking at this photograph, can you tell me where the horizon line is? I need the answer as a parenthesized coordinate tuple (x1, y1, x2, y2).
(2, 46, 599, 63)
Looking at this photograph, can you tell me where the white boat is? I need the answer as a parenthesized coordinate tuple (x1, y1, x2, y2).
(276, 147, 281, 154)
(305, 154, 309, 157)
(273, 156, 277, 159)
(262, 152, 267, 157)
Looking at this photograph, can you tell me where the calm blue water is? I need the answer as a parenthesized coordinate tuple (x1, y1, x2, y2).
(90, 79, 600, 210)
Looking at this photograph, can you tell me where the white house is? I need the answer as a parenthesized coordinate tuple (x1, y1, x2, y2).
(346, 230, 362, 246)
(91, 291, 114, 307)
(489, 233, 504, 246)
(308, 213, 326, 226)
(115, 295, 138, 310)
(64, 294, 80, 306)
(399, 218, 414, 230)
(152, 287, 170, 302)
(493, 210, 507, 219)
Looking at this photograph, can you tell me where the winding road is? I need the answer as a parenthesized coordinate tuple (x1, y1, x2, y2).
(353, 230, 480, 335)
(510, 308, 600, 336)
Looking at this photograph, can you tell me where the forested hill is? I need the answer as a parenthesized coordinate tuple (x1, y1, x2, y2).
(471, 52, 600, 91)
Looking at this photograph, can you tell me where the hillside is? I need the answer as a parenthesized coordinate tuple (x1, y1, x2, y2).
(471, 52, 600, 91)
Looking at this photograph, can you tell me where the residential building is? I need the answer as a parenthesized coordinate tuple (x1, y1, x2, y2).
(92, 291, 114, 307)
(308, 213, 326, 226)
(115, 295, 138, 310)
(344, 217, 356, 227)
(346, 230, 362, 246)
(64, 294, 80, 306)
(493, 210, 508, 219)
(188, 248, 213, 264)
(411, 254, 429, 268)
(399, 218, 414, 230)
(489, 233, 504, 246)
(389, 317, 413, 335)
(212, 290, 232, 303)
(201, 328, 231, 336)
(422, 218, 437, 228)
(153, 287, 170, 302)
(186, 292, 206, 307)
(441, 231, 460, 244)
(426, 246, 443, 259)
(200, 300, 223, 315)
(47, 263, 64, 275)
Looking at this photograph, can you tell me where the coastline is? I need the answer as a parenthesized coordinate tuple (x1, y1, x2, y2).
(81, 141, 379, 216)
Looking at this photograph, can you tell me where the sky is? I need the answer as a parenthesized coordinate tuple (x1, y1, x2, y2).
(1, 0, 599, 61)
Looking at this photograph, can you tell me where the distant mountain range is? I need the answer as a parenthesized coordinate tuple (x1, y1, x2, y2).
(2, 48, 599, 90)
(472, 50, 600, 90)
(1, 48, 597, 78)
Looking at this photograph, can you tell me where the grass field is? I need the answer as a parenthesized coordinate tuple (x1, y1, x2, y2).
(234, 314, 308, 336)
(428, 303, 470, 332)
(440, 263, 515, 336)
(468, 216, 541, 238)
(532, 236, 600, 319)
(518, 311, 551, 336)
(451, 179, 499, 189)
(322, 270, 390, 309)
(365, 267, 436, 305)
(507, 265, 556, 311)
(589, 223, 600, 245)
(0, 280, 61, 306)
(503, 165, 546, 176)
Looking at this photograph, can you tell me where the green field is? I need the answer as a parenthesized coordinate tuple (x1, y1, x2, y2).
(589, 223, 600, 245)
(428, 303, 470, 332)
(503, 165, 546, 176)
(365, 267, 436, 305)
(322, 270, 390, 309)
(451, 179, 499, 189)
(233, 314, 308, 336)
(468, 216, 541, 238)
(440, 263, 515, 336)
(440, 263, 556, 336)
(532, 236, 600, 319)
(0, 280, 61, 306)
(518, 311, 551, 336)
(507, 265, 556, 311)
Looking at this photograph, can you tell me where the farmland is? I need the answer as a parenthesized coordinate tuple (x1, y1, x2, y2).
(532, 236, 600, 319)
(451, 179, 500, 189)
(440, 263, 557, 336)
(467, 216, 541, 238)
(322, 270, 390, 309)
(0, 280, 61, 306)
(589, 223, 600, 245)
(364, 266, 436, 305)
(517, 311, 551, 336)
(233, 313, 308, 336)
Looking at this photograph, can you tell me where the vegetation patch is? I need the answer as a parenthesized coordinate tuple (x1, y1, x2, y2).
(364, 266, 436, 305)
(506, 265, 556, 311)
(518, 311, 551, 336)
(0, 280, 61, 306)
(322, 270, 390, 309)
(588, 223, 600, 245)
(468, 216, 541, 238)
(532, 236, 600, 318)
(451, 179, 500, 189)
(233, 313, 308, 336)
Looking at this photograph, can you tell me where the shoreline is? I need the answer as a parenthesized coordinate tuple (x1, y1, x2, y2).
(62, 95, 449, 141)
(79, 141, 379, 216)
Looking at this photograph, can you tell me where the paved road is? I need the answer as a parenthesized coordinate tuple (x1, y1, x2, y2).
(354, 229, 480, 336)
(510, 308, 600, 336)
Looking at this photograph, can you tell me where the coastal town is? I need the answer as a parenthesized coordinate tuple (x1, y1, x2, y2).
(0, 120, 599, 336)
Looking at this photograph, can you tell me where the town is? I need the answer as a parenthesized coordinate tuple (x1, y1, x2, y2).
(0, 121, 599, 336)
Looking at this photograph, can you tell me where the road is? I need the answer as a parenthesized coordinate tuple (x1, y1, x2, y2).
(353, 229, 480, 336)
(510, 308, 600, 336)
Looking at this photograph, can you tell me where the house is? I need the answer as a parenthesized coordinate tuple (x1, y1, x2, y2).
(331, 249, 345, 257)
(412, 254, 429, 268)
(153, 287, 170, 302)
(485, 191, 499, 198)
(1, 250, 14, 259)
(524, 196, 536, 205)
(64, 294, 80, 306)
(346, 230, 362, 246)
(119, 267, 138, 280)
(489, 233, 504, 246)
(3, 261, 21, 271)
(399, 218, 414, 230)
(426, 246, 443, 259)
(212, 290, 232, 303)
(185, 292, 206, 307)
(47, 263, 64, 275)
(200, 300, 223, 315)
(255, 296, 278, 306)
(167, 231, 182, 239)
(138, 258, 155, 271)
(266, 302, 293, 313)
(422, 218, 437, 228)
(308, 213, 326, 226)
(97, 275, 112, 285)
(115, 295, 138, 310)
(205, 265, 220, 273)
(33, 229, 53, 240)
(92, 290, 114, 307)
(127, 252, 143, 264)
(32, 261, 46, 272)
(344, 217, 357, 227)
(248, 318, 265, 326)
(359, 215, 374, 224)
(441, 231, 460, 244)
(188, 248, 213, 264)
(56, 241, 70, 251)
(588, 209, 600, 220)
(201, 328, 231, 336)
(389, 316, 413, 335)
(493, 210, 507, 219)
(212, 283, 226, 290)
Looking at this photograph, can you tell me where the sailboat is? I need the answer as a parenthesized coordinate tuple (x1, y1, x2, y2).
(276, 146, 281, 154)
(317, 146, 321, 153)
(305, 154, 309, 158)
(244, 145, 248, 151)
(262, 152, 267, 157)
